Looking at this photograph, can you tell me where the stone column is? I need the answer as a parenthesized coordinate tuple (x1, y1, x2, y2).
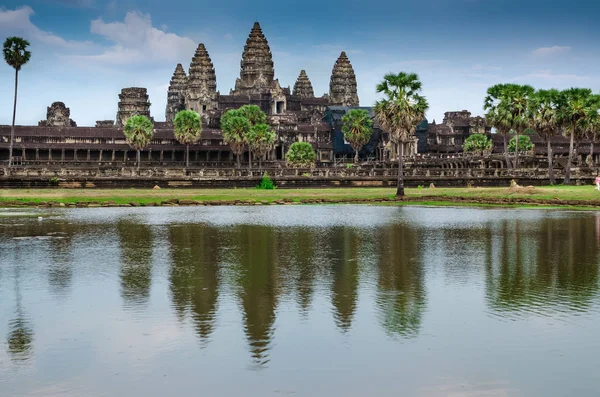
(74, 149, 77, 161)
(99, 150, 103, 162)
(35, 149, 39, 161)
(61, 149, 65, 161)
(87, 150, 90, 161)
(112, 150, 115, 161)
(160, 150, 164, 162)
(124, 151, 127, 161)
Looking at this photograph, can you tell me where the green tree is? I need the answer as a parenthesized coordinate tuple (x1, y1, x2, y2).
(173, 110, 202, 167)
(503, 84, 535, 168)
(341, 109, 374, 162)
(556, 88, 600, 184)
(508, 135, 533, 153)
(584, 110, 600, 166)
(463, 133, 492, 155)
(484, 84, 513, 167)
(247, 123, 276, 169)
(286, 142, 316, 168)
(3, 37, 31, 168)
(238, 104, 267, 125)
(123, 115, 154, 170)
(374, 72, 429, 197)
(221, 109, 251, 169)
(529, 89, 560, 184)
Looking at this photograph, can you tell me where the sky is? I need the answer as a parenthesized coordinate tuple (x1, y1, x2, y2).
(1, 0, 599, 126)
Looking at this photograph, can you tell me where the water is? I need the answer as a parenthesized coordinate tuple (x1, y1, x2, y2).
(1, 206, 599, 396)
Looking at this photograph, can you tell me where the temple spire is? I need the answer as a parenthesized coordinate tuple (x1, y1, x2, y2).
(185, 43, 218, 115)
(165, 63, 187, 122)
(293, 70, 315, 99)
(232, 22, 275, 95)
(329, 51, 359, 106)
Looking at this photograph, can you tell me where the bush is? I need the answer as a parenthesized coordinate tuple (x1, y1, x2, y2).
(463, 133, 492, 154)
(49, 176, 59, 186)
(508, 135, 533, 152)
(257, 172, 276, 190)
(286, 142, 316, 168)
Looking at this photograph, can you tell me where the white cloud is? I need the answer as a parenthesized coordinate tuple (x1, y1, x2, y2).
(513, 69, 589, 81)
(472, 64, 502, 72)
(532, 46, 571, 57)
(68, 11, 196, 65)
(0, 6, 92, 50)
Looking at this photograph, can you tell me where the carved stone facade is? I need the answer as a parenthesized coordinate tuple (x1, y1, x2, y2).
(116, 87, 152, 128)
(38, 102, 76, 127)
(428, 110, 491, 153)
(232, 22, 276, 96)
(185, 44, 218, 117)
(165, 64, 187, 122)
(293, 70, 315, 99)
(95, 120, 115, 128)
(329, 52, 359, 107)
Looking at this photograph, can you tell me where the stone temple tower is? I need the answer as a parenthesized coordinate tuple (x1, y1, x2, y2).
(293, 70, 315, 99)
(185, 43, 218, 116)
(232, 22, 275, 95)
(165, 64, 187, 122)
(329, 51, 359, 107)
(116, 87, 152, 128)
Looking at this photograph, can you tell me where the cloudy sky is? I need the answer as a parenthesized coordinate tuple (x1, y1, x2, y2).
(1, 0, 599, 126)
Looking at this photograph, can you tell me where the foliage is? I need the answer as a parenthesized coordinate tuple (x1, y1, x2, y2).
(529, 89, 560, 141)
(123, 115, 154, 151)
(3, 37, 31, 71)
(221, 109, 251, 166)
(508, 135, 533, 152)
(247, 123, 276, 164)
(374, 71, 428, 197)
(173, 110, 202, 145)
(256, 173, 276, 190)
(238, 104, 267, 126)
(341, 109, 373, 162)
(346, 163, 353, 169)
(463, 134, 492, 154)
(286, 142, 316, 167)
(48, 176, 59, 186)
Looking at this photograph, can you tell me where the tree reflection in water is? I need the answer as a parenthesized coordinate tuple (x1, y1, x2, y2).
(118, 220, 153, 309)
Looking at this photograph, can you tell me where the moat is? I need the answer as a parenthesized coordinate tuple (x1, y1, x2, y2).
(1, 206, 599, 396)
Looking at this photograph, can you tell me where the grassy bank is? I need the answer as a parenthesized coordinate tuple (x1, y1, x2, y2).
(1, 185, 600, 209)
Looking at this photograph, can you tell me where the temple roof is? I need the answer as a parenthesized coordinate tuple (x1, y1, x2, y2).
(329, 52, 359, 107)
(168, 63, 187, 90)
(293, 70, 315, 99)
(188, 43, 217, 93)
(233, 22, 275, 95)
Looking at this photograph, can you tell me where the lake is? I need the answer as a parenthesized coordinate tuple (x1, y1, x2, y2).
(1, 206, 599, 396)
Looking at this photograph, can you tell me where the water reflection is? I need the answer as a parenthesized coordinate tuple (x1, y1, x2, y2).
(118, 219, 153, 309)
(1, 206, 600, 393)
(485, 216, 600, 317)
(169, 224, 220, 342)
(376, 224, 426, 338)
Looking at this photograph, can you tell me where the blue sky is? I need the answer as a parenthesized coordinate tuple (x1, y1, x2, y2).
(1, 0, 599, 126)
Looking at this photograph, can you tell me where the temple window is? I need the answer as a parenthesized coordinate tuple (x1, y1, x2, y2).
(276, 101, 284, 114)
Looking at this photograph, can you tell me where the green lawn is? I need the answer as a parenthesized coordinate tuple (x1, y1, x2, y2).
(1, 185, 600, 208)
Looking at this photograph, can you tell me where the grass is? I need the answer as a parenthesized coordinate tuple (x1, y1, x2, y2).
(1, 185, 600, 209)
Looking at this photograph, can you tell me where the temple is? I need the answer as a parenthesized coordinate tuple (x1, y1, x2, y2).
(3, 21, 558, 171)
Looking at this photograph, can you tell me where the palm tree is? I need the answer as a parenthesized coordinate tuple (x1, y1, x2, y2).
(374, 72, 428, 197)
(238, 105, 267, 169)
(173, 110, 202, 167)
(584, 108, 600, 167)
(504, 84, 535, 168)
(221, 109, 251, 169)
(556, 88, 600, 184)
(123, 115, 154, 170)
(341, 109, 374, 162)
(247, 123, 276, 170)
(3, 37, 31, 168)
(484, 84, 513, 168)
(529, 89, 560, 185)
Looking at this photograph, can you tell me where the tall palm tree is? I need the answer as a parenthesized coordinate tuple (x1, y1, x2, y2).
(3, 37, 31, 168)
(504, 84, 535, 168)
(484, 84, 513, 168)
(123, 115, 155, 170)
(173, 110, 202, 167)
(529, 89, 560, 185)
(584, 108, 600, 167)
(557, 88, 600, 184)
(341, 108, 374, 163)
(221, 109, 251, 169)
(374, 72, 429, 197)
(247, 123, 276, 170)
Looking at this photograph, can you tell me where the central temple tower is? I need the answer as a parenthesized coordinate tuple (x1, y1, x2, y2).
(232, 22, 275, 95)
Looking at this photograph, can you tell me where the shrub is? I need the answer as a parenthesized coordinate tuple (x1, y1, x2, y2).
(463, 133, 492, 154)
(286, 142, 316, 168)
(508, 135, 533, 152)
(49, 176, 59, 186)
(257, 172, 275, 190)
